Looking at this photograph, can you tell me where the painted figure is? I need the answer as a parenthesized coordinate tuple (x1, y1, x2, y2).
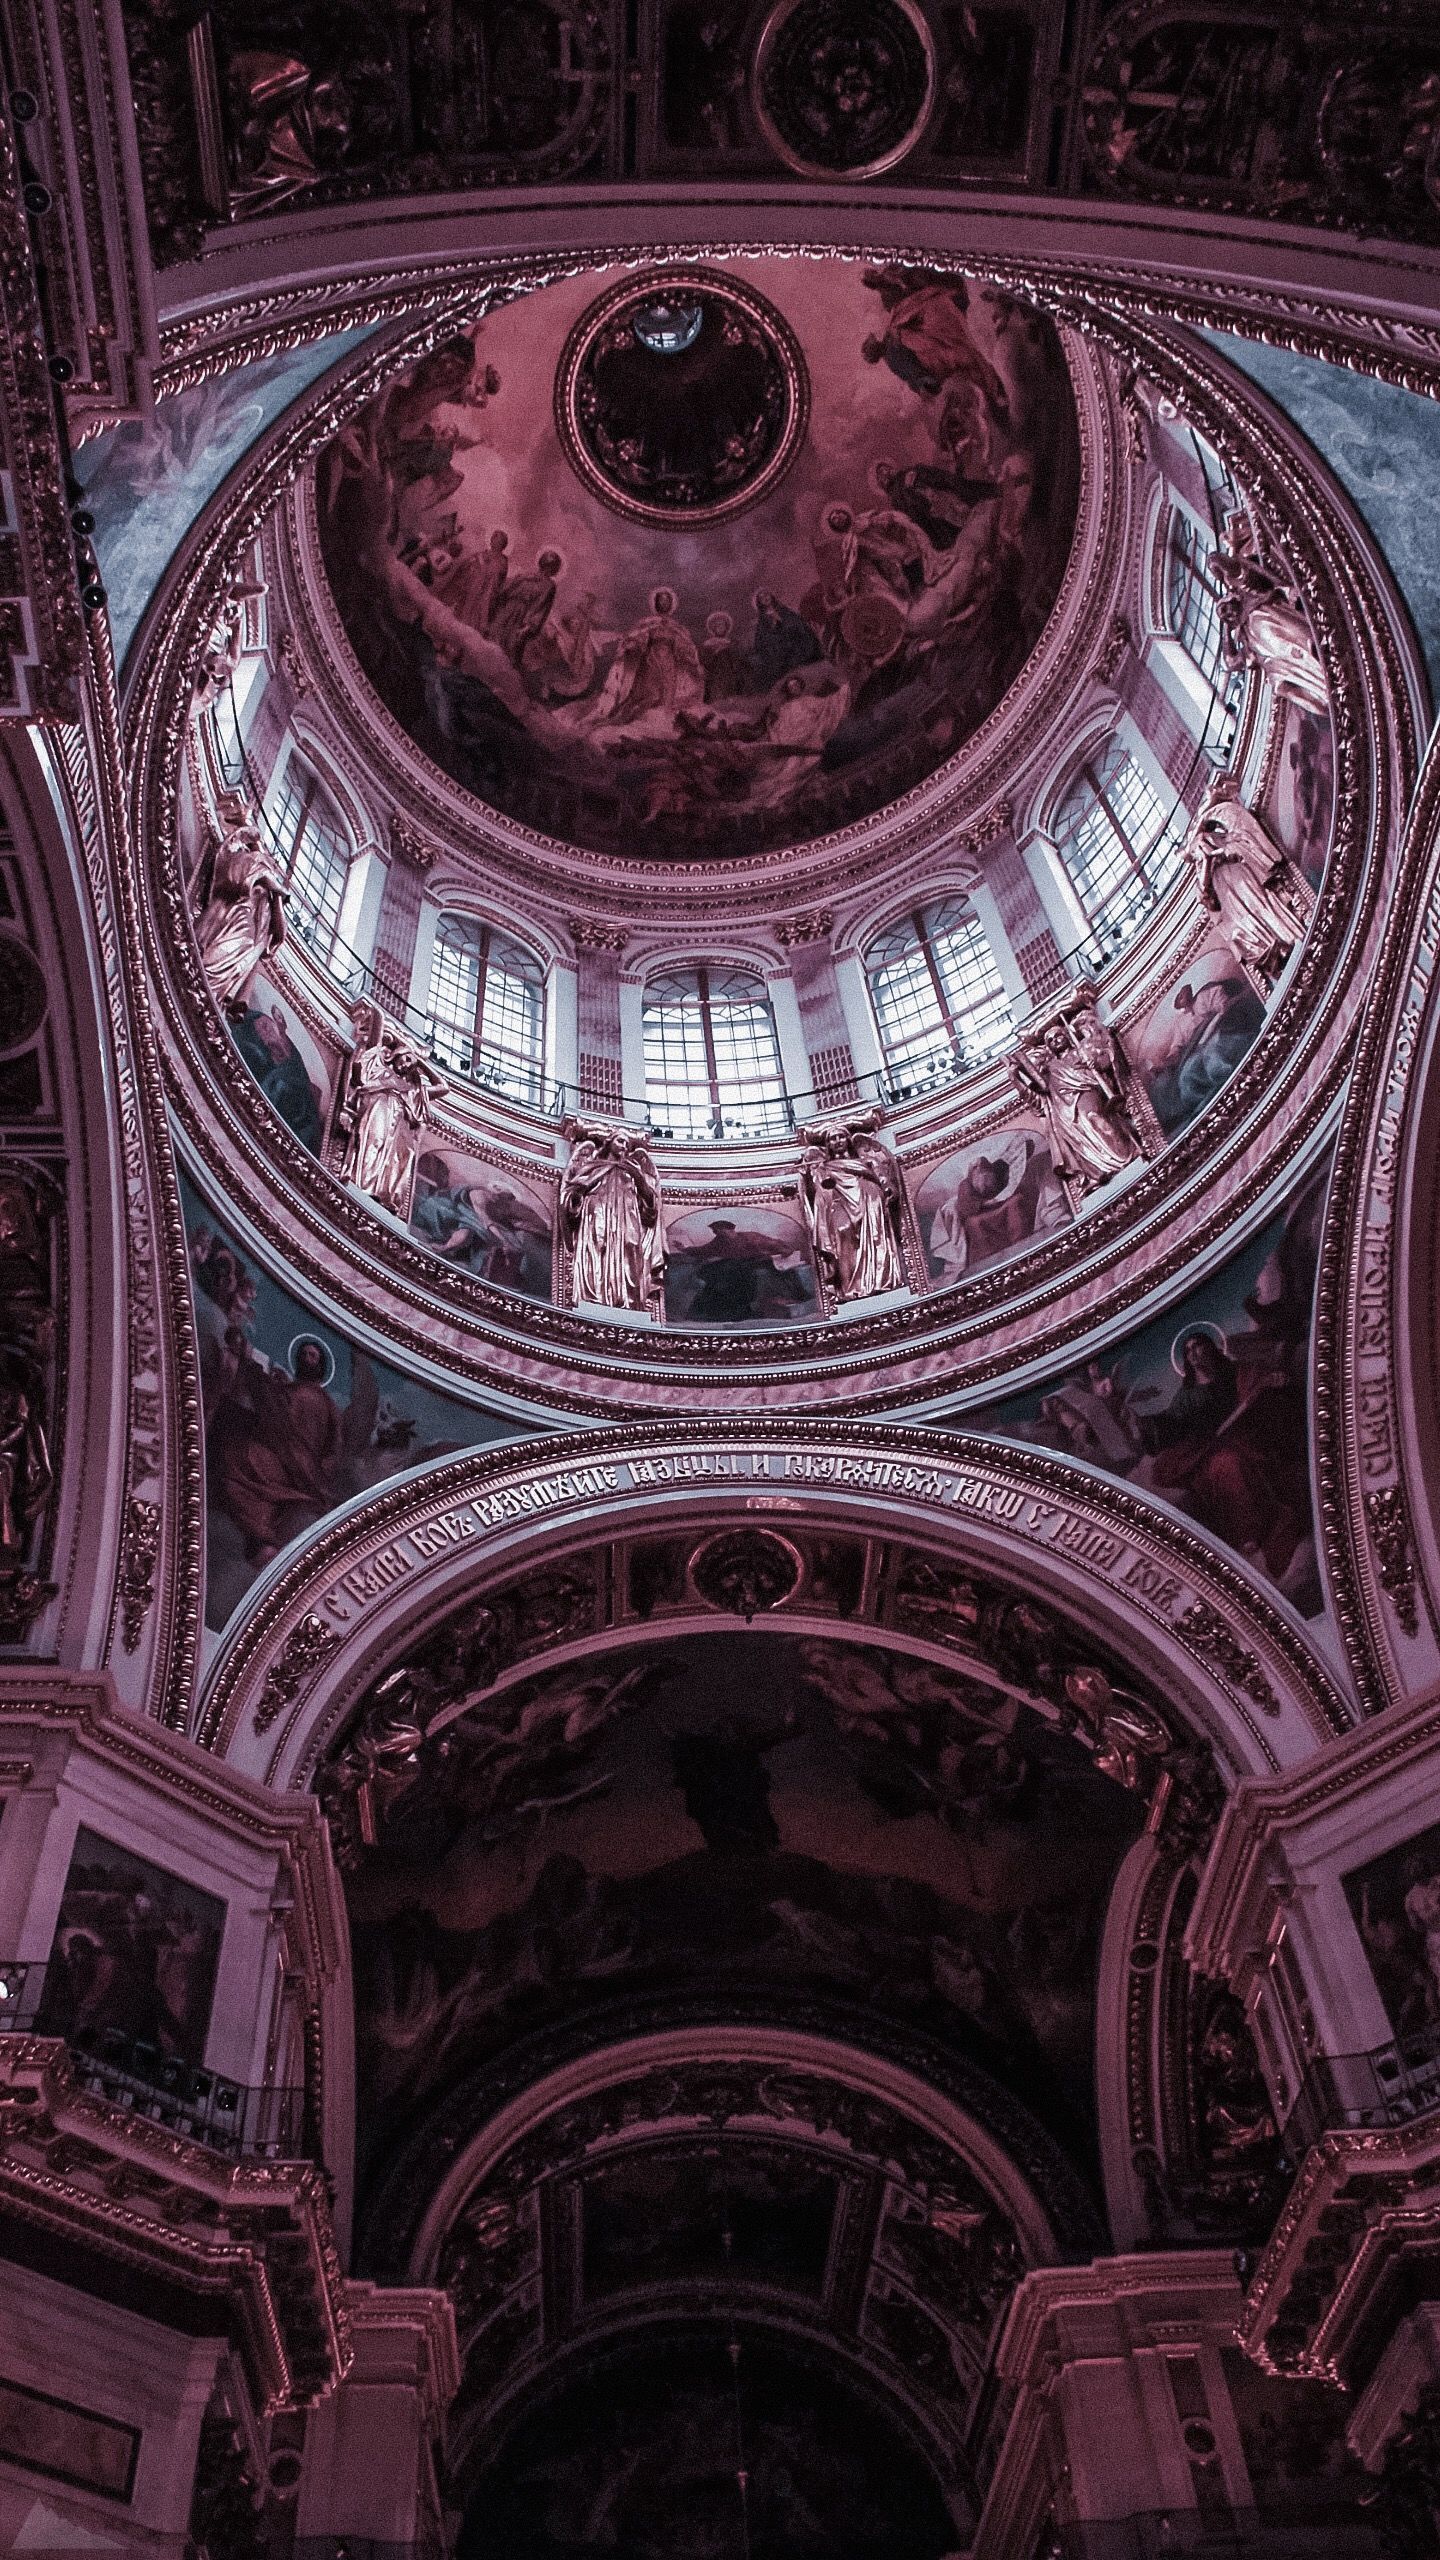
(193, 816, 288, 1016)
(560, 1120, 664, 1315)
(335, 1001, 447, 1220)
(798, 1114, 906, 1302)
(1187, 778, 1314, 992)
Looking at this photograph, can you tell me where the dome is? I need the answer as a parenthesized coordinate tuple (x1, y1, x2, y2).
(314, 257, 1082, 860)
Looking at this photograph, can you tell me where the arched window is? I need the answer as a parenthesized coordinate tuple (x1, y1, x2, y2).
(272, 757, 353, 966)
(865, 899, 1014, 1098)
(1165, 509, 1230, 692)
(642, 965, 788, 1141)
(1051, 741, 1187, 957)
(426, 916, 546, 1105)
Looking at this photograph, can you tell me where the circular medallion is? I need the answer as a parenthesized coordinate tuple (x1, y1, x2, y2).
(753, 0, 937, 180)
(555, 267, 810, 528)
(839, 590, 906, 661)
(690, 1527, 804, 1617)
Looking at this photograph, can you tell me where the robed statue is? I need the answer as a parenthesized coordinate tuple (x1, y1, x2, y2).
(334, 1000, 446, 1221)
(797, 1112, 906, 1304)
(193, 809, 288, 1015)
(560, 1120, 664, 1316)
(1212, 510, 1327, 715)
(1012, 987, 1158, 1212)
(1187, 775, 1314, 993)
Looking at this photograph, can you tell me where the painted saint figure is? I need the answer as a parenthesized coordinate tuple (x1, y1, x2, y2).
(335, 1001, 447, 1221)
(1186, 777, 1314, 992)
(560, 1120, 665, 1316)
(193, 813, 288, 1016)
(798, 1114, 906, 1303)
(1012, 992, 1152, 1208)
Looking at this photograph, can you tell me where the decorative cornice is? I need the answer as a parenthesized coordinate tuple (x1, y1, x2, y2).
(194, 1419, 1350, 1777)
(0, 2037, 350, 2412)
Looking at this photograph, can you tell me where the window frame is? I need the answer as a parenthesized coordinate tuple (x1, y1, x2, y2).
(1049, 737, 1188, 958)
(864, 897, 1015, 1097)
(641, 962, 790, 1142)
(270, 756, 354, 969)
(425, 912, 548, 1107)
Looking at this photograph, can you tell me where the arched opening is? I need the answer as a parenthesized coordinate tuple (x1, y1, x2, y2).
(864, 898, 1015, 1099)
(642, 963, 789, 1139)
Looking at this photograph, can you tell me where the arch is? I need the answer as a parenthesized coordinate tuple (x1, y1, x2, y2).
(1322, 723, 1440, 1708)
(197, 1419, 1351, 1788)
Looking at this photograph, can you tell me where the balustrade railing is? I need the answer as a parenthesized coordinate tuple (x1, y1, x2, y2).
(0, 1961, 306, 2159)
(1280, 2024, 1440, 2156)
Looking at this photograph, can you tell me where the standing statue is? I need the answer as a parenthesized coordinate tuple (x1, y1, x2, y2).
(797, 1112, 906, 1304)
(193, 813, 288, 1015)
(1212, 510, 1327, 714)
(1187, 776, 1314, 992)
(192, 576, 267, 714)
(560, 1120, 665, 1316)
(335, 1001, 446, 1221)
(1012, 988, 1157, 1211)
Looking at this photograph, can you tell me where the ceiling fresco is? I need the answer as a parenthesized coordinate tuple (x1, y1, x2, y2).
(975, 1157, 1329, 1621)
(315, 257, 1082, 859)
(75, 326, 375, 660)
(459, 2329, 958, 2560)
(340, 1628, 1144, 2182)
(181, 1178, 526, 1635)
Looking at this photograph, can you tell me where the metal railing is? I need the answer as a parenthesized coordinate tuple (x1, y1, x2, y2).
(1281, 2024, 1440, 2156)
(0, 1961, 305, 2159)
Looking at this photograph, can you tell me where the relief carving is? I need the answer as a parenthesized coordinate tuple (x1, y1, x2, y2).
(0, 1164, 56, 1643)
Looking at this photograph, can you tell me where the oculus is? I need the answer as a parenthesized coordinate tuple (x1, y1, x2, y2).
(753, 0, 938, 178)
(554, 267, 809, 526)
